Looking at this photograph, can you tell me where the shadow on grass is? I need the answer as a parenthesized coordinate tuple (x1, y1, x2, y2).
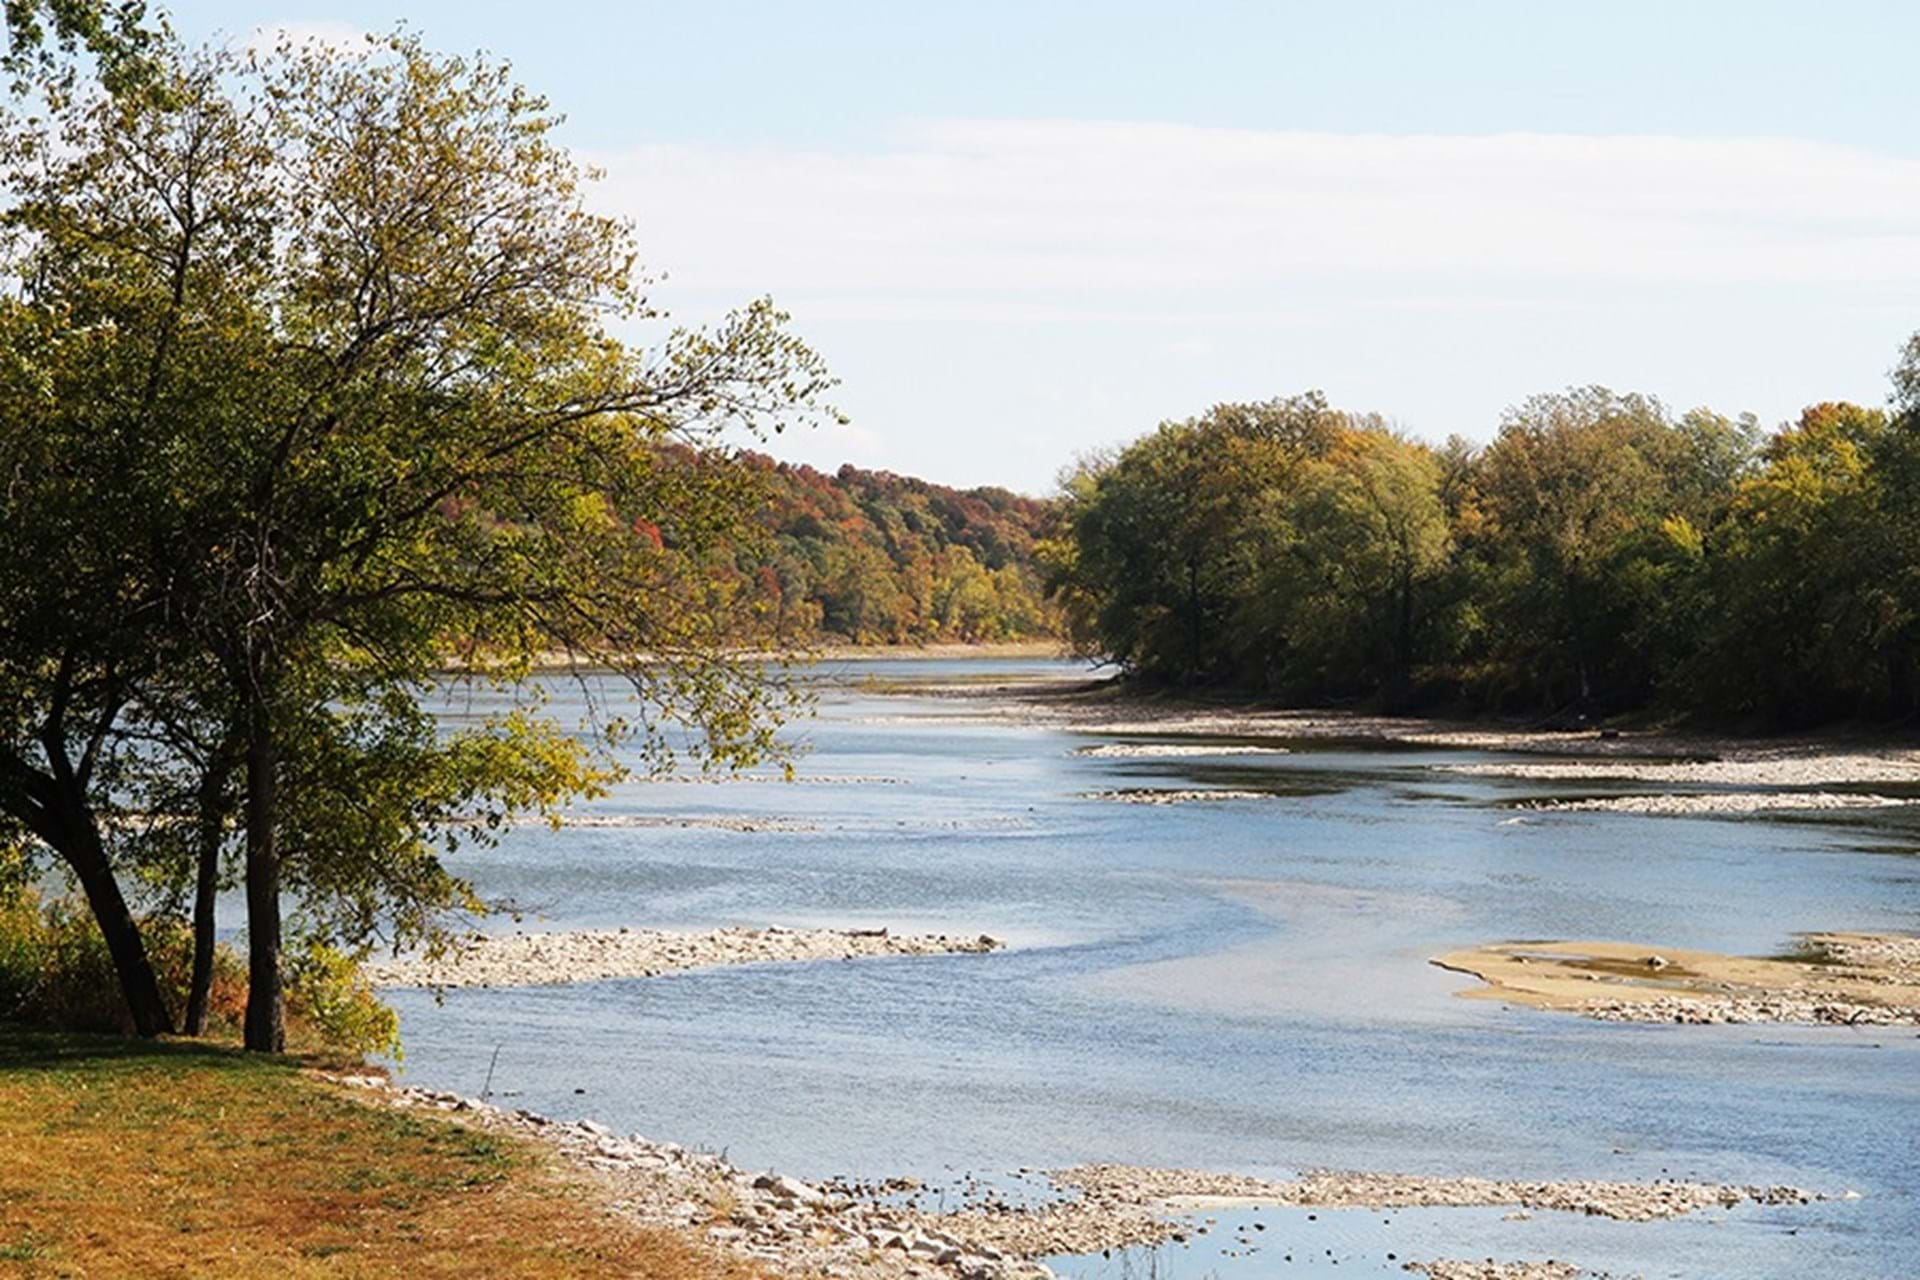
(0, 1022, 298, 1075)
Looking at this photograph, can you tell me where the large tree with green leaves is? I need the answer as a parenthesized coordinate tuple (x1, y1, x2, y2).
(1696, 401, 1914, 721)
(2, 32, 834, 1048)
(1459, 389, 1756, 712)
(1239, 426, 1456, 703)
(1044, 395, 1342, 685)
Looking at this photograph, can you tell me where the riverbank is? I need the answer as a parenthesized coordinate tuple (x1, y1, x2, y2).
(1433, 933, 1920, 1025)
(336, 1075, 1820, 1280)
(883, 672, 1920, 788)
(0, 1025, 1833, 1280)
(504, 640, 1069, 675)
(0, 1029, 753, 1279)
(366, 925, 1003, 990)
(1513, 792, 1914, 815)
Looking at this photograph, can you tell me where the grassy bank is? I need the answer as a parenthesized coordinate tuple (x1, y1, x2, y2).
(0, 1029, 755, 1279)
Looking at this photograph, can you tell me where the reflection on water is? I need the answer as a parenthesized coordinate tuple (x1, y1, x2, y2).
(387, 658, 1920, 1279)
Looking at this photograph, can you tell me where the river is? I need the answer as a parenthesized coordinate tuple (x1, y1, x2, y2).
(385, 657, 1920, 1279)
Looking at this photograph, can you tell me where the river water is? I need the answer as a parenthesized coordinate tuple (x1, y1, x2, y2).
(387, 658, 1920, 1279)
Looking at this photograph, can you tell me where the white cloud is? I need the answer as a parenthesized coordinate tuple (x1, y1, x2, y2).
(591, 121, 1920, 301)
(580, 121, 1918, 488)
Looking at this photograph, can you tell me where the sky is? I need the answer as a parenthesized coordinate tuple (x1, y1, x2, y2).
(173, 1, 1920, 492)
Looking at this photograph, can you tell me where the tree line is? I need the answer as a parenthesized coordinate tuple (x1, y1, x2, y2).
(1042, 357, 1920, 726)
(0, 30, 831, 1047)
(732, 456, 1056, 644)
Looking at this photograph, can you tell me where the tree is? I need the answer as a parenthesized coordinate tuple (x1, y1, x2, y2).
(2, 0, 155, 95)
(1460, 388, 1751, 712)
(0, 114, 213, 1037)
(2, 33, 835, 1049)
(1242, 428, 1454, 702)
(1048, 396, 1341, 685)
(1699, 402, 1907, 721)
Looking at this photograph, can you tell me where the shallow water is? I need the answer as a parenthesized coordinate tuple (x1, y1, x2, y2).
(386, 658, 1920, 1279)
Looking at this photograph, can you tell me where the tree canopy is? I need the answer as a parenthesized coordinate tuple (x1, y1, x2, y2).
(1050, 363, 1920, 725)
(0, 31, 834, 1047)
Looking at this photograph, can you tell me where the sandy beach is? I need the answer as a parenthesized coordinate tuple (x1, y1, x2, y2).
(1433, 933, 1920, 1025)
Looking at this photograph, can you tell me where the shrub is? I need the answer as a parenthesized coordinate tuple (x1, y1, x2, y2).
(0, 888, 44, 1019)
(285, 942, 401, 1059)
(0, 887, 392, 1056)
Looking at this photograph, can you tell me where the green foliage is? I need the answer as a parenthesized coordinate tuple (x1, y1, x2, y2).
(0, 887, 230, 1035)
(2, 0, 157, 96)
(1456, 389, 1758, 709)
(1692, 402, 1916, 722)
(1045, 396, 1342, 685)
(0, 28, 838, 1046)
(1240, 429, 1456, 699)
(284, 942, 400, 1060)
(1053, 353, 1920, 724)
(0, 886, 392, 1054)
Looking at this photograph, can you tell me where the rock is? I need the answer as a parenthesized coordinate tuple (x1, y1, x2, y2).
(754, 1172, 825, 1205)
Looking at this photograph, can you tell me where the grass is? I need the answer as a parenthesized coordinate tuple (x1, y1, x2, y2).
(0, 1028, 764, 1279)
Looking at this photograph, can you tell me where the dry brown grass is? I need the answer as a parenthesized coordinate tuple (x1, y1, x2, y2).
(0, 1029, 765, 1279)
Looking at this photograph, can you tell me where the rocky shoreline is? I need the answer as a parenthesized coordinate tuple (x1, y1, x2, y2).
(1053, 1164, 1816, 1223)
(1080, 787, 1273, 805)
(1581, 993, 1920, 1026)
(334, 1076, 1047, 1280)
(365, 925, 1003, 990)
(534, 813, 822, 832)
(324, 1076, 1819, 1280)
(889, 670, 1920, 783)
(1437, 755, 1920, 788)
(1516, 791, 1913, 815)
(1405, 1263, 1585, 1280)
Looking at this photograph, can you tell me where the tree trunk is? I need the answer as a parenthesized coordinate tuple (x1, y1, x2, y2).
(1185, 557, 1202, 681)
(1389, 570, 1415, 708)
(184, 760, 226, 1037)
(59, 802, 175, 1038)
(242, 700, 284, 1054)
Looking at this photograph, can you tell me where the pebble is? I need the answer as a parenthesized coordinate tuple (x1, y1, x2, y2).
(366, 925, 1004, 989)
(321, 1081, 1826, 1279)
(1080, 788, 1272, 806)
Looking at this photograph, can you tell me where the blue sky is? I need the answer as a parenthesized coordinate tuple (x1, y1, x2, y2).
(175, 2, 1920, 490)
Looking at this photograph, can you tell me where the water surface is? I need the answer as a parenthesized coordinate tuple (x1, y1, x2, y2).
(388, 658, 1920, 1279)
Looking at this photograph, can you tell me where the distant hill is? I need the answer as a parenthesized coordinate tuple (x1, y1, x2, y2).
(735, 454, 1060, 644)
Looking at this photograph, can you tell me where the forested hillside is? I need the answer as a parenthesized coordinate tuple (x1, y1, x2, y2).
(732, 455, 1060, 644)
(1043, 336, 1920, 725)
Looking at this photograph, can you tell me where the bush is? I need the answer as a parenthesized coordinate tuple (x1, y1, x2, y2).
(0, 888, 44, 1019)
(0, 889, 130, 1032)
(286, 942, 401, 1059)
(0, 887, 393, 1056)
